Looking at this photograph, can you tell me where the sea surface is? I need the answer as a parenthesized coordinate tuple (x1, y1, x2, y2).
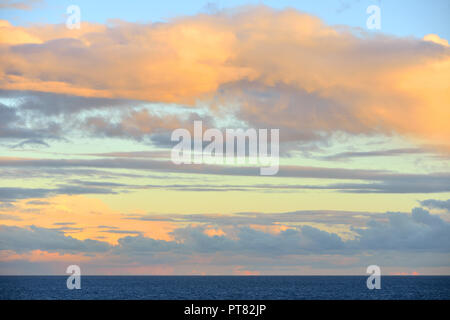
(0, 276, 449, 300)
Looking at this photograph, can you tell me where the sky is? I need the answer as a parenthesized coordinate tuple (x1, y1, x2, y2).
(0, 0, 449, 275)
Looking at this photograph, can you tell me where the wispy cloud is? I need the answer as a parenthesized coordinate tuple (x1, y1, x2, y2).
(0, 0, 42, 10)
(1, 157, 449, 193)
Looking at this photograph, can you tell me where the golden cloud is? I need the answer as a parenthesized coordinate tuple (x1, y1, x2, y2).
(1, 6, 449, 146)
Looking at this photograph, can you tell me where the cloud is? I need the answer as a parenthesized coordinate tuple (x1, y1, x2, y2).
(100, 229, 142, 235)
(127, 210, 379, 228)
(83, 108, 214, 141)
(1, 206, 449, 274)
(316, 180, 450, 194)
(321, 148, 430, 160)
(424, 34, 449, 47)
(0, 0, 42, 10)
(0, 5, 449, 275)
(0, 167, 145, 181)
(130, 177, 450, 193)
(0, 213, 21, 220)
(116, 207, 450, 255)
(0, 225, 111, 254)
(124, 206, 450, 256)
(52, 222, 75, 226)
(0, 90, 139, 116)
(419, 199, 450, 212)
(10, 139, 49, 148)
(3, 206, 448, 256)
(0, 90, 217, 143)
(0, 185, 117, 202)
(0, 102, 61, 141)
(352, 207, 450, 251)
(1, 157, 449, 193)
(0, 187, 50, 201)
(114, 235, 179, 255)
(0, 6, 449, 148)
(115, 207, 450, 256)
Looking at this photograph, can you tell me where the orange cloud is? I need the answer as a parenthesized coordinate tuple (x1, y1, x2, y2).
(203, 227, 225, 237)
(233, 266, 260, 275)
(0, 20, 106, 45)
(389, 271, 420, 276)
(249, 224, 290, 234)
(0, 6, 449, 148)
(0, 195, 177, 244)
(0, 20, 42, 44)
(424, 34, 449, 47)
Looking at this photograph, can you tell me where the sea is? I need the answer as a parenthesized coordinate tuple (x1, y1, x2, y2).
(0, 276, 449, 300)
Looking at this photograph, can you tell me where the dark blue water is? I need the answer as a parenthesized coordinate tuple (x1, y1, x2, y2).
(0, 276, 449, 300)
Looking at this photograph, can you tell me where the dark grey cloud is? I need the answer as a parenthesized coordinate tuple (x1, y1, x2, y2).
(0, 156, 413, 179)
(68, 180, 129, 188)
(1, 207, 449, 261)
(215, 80, 370, 143)
(49, 185, 119, 196)
(0, 186, 117, 202)
(114, 234, 179, 255)
(119, 207, 450, 257)
(352, 207, 450, 251)
(420, 199, 450, 212)
(0, 187, 50, 201)
(84, 150, 169, 159)
(131, 178, 450, 193)
(0, 90, 157, 145)
(0, 167, 144, 180)
(0, 103, 61, 141)
(126, 210, 381, 227)
(0, 90, 140, 116)
(308, 180, 450, 194)
(83, 108, 215, 142)
(10, 139, 50, 149)
(51, 226, 84, 232)
(0, 90, 218, 145)
(0, 225, 111, 253)
(1, 157, 449, 193)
